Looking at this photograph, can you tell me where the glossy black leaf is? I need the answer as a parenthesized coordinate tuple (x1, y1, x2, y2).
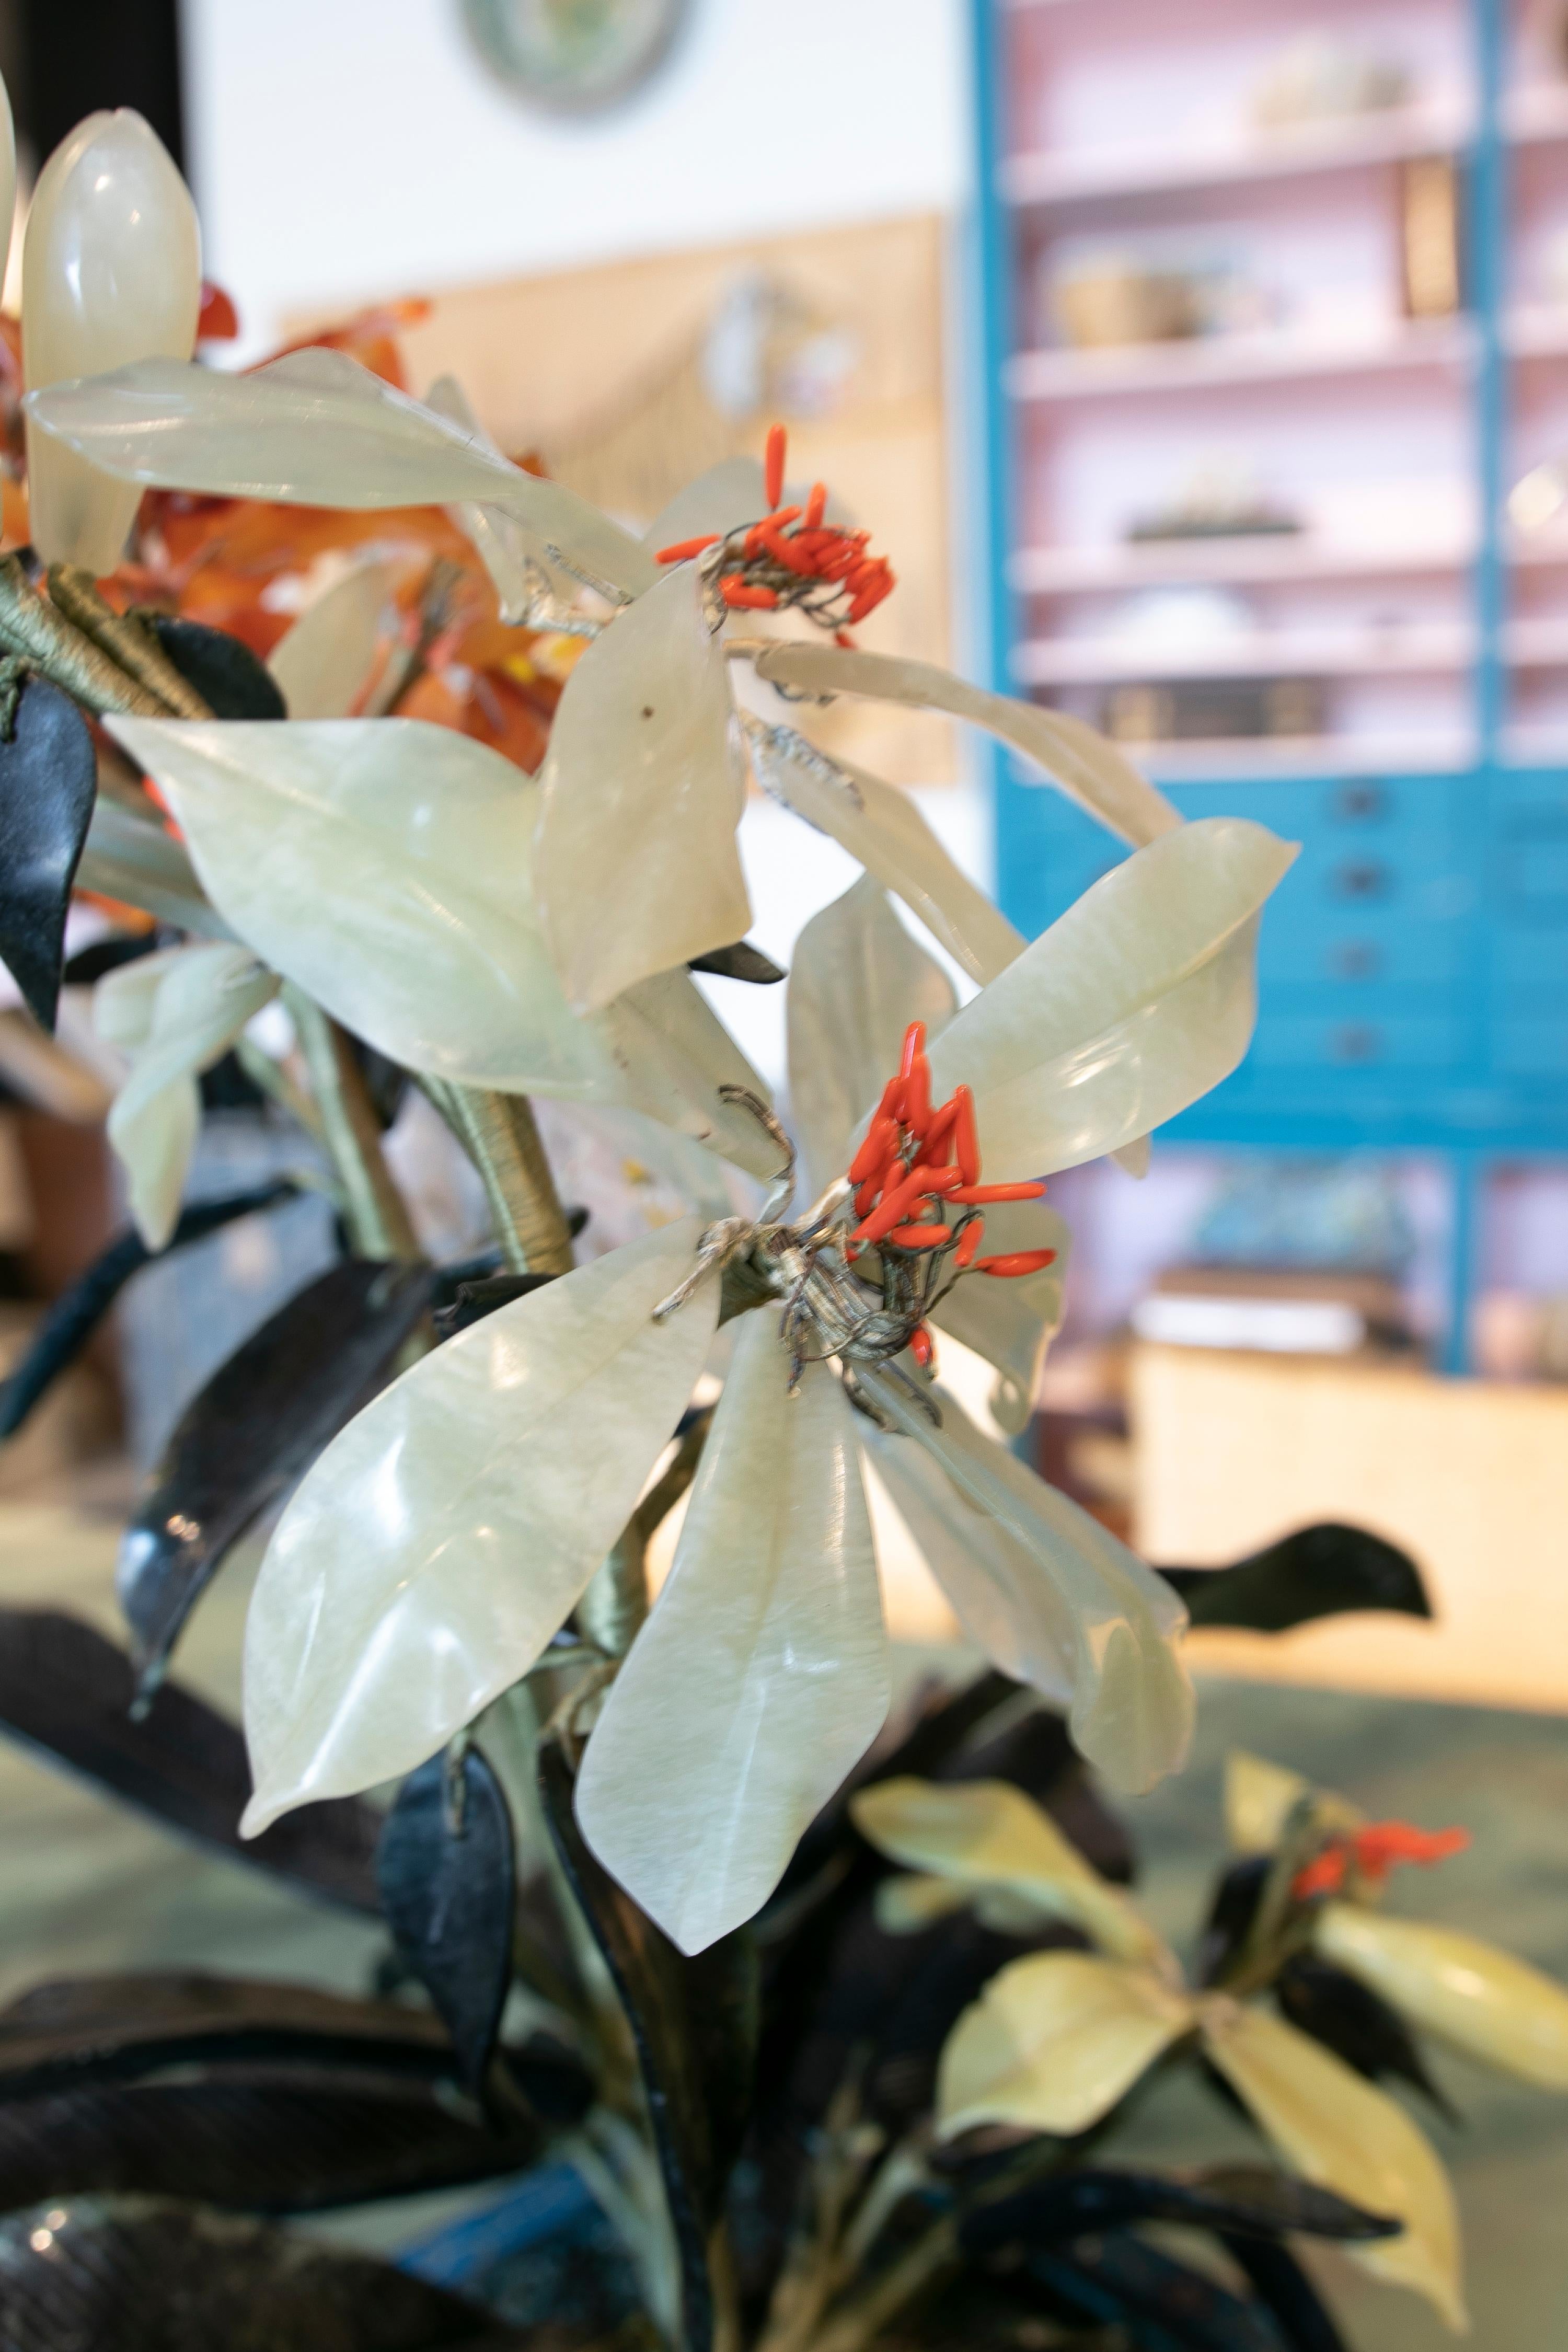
(539, 1739, 758, 2352)
(378, 1749, 515, 2093)
(0, 1181, 302, 1443)
(433, 1273, 555, 1341)
(1276, 1955, 1456, 2118)
(1014, 2231, 1286, 2350)
(1220, 2236, 1351, 2352)
(0, 1607, 381, 1911)
(148, 614, 288, 719)
(0, 677, 98, 1033)
(1197, 1855, 1272, 1988)
(1162, 1522, 1431, 1632)
(0, 2195, 529, 2350)
(960, 2164, 1397, 2258)
(118, 1256, 434, 1693)
(686, 940, 786, 984)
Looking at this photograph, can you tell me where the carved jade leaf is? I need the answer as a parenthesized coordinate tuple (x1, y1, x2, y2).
(937, 1951, 1194, 2139)
(1314, 1904, 1568, 2091)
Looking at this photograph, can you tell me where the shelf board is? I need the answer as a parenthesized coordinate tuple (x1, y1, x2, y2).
(1502, 82, 1568, 145)
(1110, 732, 1475, 782)
(1011, 620, 1475, 688)
(1000, 94, 1474, 209)
(1005, 315, 1475, 402)
(1504, 617, 1568, 668)
(1011, 537, 1476, 595)
(1502, 303, 1568, 361)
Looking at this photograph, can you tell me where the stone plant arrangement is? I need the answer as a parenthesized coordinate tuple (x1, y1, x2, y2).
(0, 96, 1565, 2352)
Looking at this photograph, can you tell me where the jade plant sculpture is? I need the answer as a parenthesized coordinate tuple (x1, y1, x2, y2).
(0, 90, 1563, 2352)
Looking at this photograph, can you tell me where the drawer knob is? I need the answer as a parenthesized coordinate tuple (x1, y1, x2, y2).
(1332, 860, 1391, 901)
(1333, 782, 1388, 822)
(1333, 1023, 1381, 1062)
(1329, 939, 1382, 979)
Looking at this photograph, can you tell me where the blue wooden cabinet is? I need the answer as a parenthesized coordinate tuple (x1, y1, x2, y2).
(969, 0, 1568, 1366)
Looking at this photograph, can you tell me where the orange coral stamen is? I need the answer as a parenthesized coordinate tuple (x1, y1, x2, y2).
(765, 422, 787, 509)
(720, 577, 778, 609)
(655, 532, 721, 563)
(948, 1181, 1047, 1205)
(977, 1250, 1057, 1278)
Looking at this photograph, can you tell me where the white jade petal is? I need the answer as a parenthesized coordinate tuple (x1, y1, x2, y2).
(596, 969, 780, 1181)
(938, 1952, 1194, 2140)
(107, 718, 614, 1101)
(576, 1313, 889, 1954)
(1224, 1749, 1319, 1854)
(1113, 1135, 1151, 1178)
(852, 1778, 1162, 1965)
(535, 567, 752, 1011)
(424, 374, 571, 624)
(97, 942, 278, 1248)
(1202, 2000, 1465, 2328)
(267, 562, 394, 719)
(926, 1199, 1069, 1434)
(927, 819, 1298, 1181)
(79, 797, 228, 938)
(241, 1217, 717, 1834)
(750, 725, 1025, 985)
(0, 77, 15, 302)
(24, 349, 656, 599)
(750, 641, 1181, 849)
(859, 1375, 1192, 1795)
(786, 876, 956, 1200)
(1316, 1905, 1568, 2090)
(22, 112, 200, 571)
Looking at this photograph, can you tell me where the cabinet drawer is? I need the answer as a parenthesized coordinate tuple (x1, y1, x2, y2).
(1494, 1020, 1568, 1077)
(1250, 1014, 1462, 1071)
(1258, 916, 1467, 988)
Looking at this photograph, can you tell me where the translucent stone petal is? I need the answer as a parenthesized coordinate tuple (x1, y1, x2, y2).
(576, 1312, 889, 1954)
(852, 1777, 1163, 1964)
(750, 641, 1181, 848)
(424, 374, 573, 624)
(107, 717, 615, 1101)
(78, 795, 228, 938)
(241, 1216, 717, 1835)
(1202, 2000, 1466, 2328)
(595, 969, 780, 1181)
(1225, 1749, 1318, 1854)
(925, 1198, 1069, 1435)
(859, 1374, 1192, 1794)
(926, 819, 1299, 1181)
(750, 725, 1025, 984)
(535, 567, 752, 1012)
(24, 349, 656, 599)
(1113, 1134, 1151, 1178)
(937, 1952, 1194, 2139)
(21, 112, 200, 570)
(97, 941, 278, 1248)
(267, 562, 394, 719)
(1316, 1905, 1568, 2091)
(786, 875, 956, 1201)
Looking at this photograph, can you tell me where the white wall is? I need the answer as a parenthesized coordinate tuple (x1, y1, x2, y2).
(178, 0, 972, 358)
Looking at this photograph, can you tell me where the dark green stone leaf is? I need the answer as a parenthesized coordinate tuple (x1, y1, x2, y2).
(1161, 1521, 1431, 1632)
(117, 1257, 434, 1694)
(0, 677, 98, 1031)
(378, 1749, 516, 2094)
(1014, 2231, 1287, 2350)
(960, 2164, 1397, 2257)
(1219, 2236, 1351, 2352)
(0, 1606, 382, 1911)
(0, 2196, 528, 2349)
(1197, 1855, 1272, 1988)
(148, 615, 287, 719)
(1276, 1955, 1456, 2119)
(686, 940, 786, 984)
(539, 1740, 758, 2352)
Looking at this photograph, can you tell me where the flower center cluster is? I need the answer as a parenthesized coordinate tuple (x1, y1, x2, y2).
(654, 422, 895, 642)
(1292, 1818, 1470, 1903)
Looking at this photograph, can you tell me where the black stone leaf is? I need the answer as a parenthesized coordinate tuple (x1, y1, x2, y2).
(148, 615, 288, 719)
(377, 1749, 516, 2094)
(117, 1256, 434, 1694)
(1196, 1854, 1272, 1988)
(959, 2165, 1396, 2259)
(0, 676, 99, 1032)
(1276, 1954, 1456, 2118)
(539, 1739, 759, 2352)
(1161, 1521, 1431, 1632)
(686, 940, 786, 984)
(0, 1606, 381, 1912)
(0, 2195, 530, 2350)
(1220, 2235, 1352, 2352)
(1009, 2230, 1287, 2350)
(0, 1180, 303, 1443)
(433, 1272, 556, 1340)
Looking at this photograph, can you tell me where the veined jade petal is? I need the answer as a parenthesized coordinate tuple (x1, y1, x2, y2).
(926, 1198, 1069, 1434)
(78, 795, 228, 938)
(787, 875, 957, 1200)
(1225, 1749, 1319, 1854)
(596, 967, 780, 1181)
(22, 112, 200, 570)
(852, 1778, 1163, 1965)
(241, 1216, 717, 1835)
(937, 1951, 1194, 2140)
(1315, 1905, 1568, 2091)
(107, 718, 615, 1101)
(576, 1312, 889, 1954)
(927, 819, 1298, 1181)
(267, 562, 393, 718)
(750, 640, 1181, 848)
(860, 1375, 1192, 1794)
(1113, 1134, 1152, 1178)
(750, 724, 1025, 984)
(535, 567, 752, 1012)
(424, 374, 571, 625)
(24, 348, 656, 599)
(1202, 2000, 1465, 2328)
(97, 941, 278, 1248)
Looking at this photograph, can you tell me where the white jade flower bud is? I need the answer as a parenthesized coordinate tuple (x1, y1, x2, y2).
(22, 109, 200, 571)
